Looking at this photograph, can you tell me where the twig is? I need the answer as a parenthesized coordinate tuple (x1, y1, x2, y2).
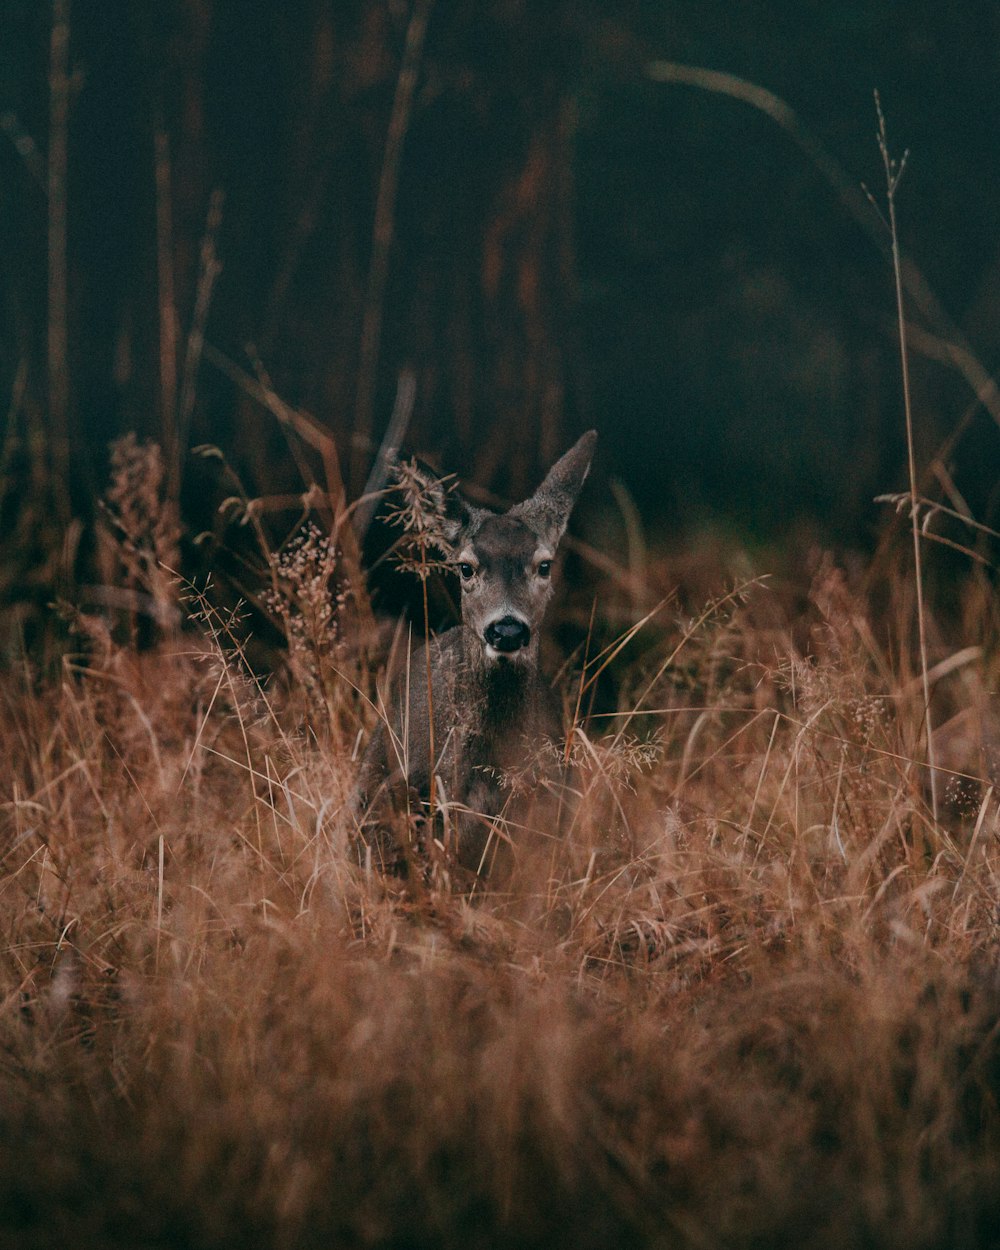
(352, 0, 433, 492)
(178, 188, 225, 487)
(354, 367, 417, 543)
(155, 124, 179, 500)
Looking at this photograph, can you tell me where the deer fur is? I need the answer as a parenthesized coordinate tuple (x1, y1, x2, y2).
(355, 430, 597, 873)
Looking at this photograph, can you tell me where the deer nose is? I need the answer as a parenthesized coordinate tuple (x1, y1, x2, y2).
(484, 616, 531, 653)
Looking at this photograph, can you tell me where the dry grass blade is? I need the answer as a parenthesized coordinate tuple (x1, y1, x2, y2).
(47, 0, 71, 519)
(874, 91, 938, 824)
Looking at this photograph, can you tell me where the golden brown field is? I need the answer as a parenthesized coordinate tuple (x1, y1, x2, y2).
(2, 460, 1000, 1250)
(6, 6, 1000, 1246)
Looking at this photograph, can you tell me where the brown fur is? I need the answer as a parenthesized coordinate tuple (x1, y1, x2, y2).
(355, 432, 596, 874)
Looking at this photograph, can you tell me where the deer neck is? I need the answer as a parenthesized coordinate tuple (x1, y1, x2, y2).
(458, 625, 539, 724)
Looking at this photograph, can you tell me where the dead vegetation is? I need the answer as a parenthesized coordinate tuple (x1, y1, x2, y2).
(2, 453, 1000, 1249)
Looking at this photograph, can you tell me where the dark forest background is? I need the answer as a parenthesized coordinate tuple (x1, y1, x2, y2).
(2, 1, 999, 632)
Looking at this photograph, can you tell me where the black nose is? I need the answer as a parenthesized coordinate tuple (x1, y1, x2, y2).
(484, 616, 531, 653)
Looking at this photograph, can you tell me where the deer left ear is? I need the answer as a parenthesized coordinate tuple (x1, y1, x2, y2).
(510, 430, 597, 546)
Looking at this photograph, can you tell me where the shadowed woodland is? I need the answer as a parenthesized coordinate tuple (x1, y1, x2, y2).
(3, 3, 1000, 597)
(2, 4, 1000, 1248)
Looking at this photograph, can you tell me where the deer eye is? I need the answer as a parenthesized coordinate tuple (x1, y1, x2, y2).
(537, 560, 552, 579)
(458, 562, 476, 581)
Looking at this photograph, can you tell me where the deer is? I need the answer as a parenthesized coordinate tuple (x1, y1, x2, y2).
(354, 430, 597, 877)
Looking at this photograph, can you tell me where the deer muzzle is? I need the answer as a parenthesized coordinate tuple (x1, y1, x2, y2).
(484, 615, 531, 654)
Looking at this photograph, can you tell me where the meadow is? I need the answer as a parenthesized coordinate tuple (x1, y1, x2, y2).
(3, 12, 1000, 1243)
(2, 438, 999, 1249)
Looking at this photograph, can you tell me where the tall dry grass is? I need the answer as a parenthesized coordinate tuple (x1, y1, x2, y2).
(2, 451, 1000, 1248)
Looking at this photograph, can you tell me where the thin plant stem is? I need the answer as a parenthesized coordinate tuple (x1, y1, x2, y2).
(354, 368, 417, 543)
(178, 188, 225, 488)
(566, 596, 597, 766)
(420, 539, 437, 819)
(352, 0, 434, 493)
(156, 833, 164, 972)
(48, 0, 70, 519)
(875, 92, 938, 825)
(155, 124, 179, 501)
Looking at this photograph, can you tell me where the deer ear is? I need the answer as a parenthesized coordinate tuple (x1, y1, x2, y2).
(393, 457, 481, 550)
(510, 430, 597, 545)
(437, 489, 479, 548)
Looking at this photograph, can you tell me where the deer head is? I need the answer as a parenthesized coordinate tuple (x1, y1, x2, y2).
(403, 431, 597, 666)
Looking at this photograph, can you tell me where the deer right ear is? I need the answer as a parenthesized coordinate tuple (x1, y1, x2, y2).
(510, 430, 597, 547)
(392, 457, 480, 551)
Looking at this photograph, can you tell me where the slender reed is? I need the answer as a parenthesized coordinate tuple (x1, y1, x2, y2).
(352, 0, 434, 492)
(875, 92, 938, 824)
(47, 0, 70, 518)
(155, 124, 179, 499)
